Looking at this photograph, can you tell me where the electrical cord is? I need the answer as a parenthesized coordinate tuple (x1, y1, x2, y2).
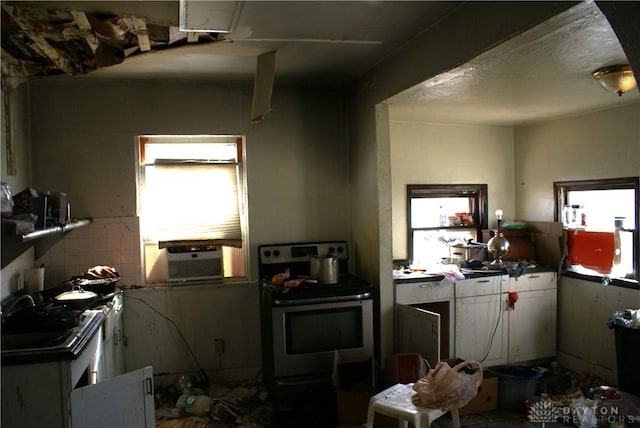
(123, 293, 209, 386)
(478, 280, 504, 364)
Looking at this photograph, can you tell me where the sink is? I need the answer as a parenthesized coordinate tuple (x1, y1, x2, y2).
(1, 310, 105, 365)
(2, 329, 74, 350)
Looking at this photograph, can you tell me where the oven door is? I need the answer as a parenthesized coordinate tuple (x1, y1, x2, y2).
(271, 299, 373, 378)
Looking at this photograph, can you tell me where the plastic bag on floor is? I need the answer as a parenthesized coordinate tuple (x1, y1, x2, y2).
(412, 360, 483, 411)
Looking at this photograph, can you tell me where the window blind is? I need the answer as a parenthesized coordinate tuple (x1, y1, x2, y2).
(142, 163, 242, 246)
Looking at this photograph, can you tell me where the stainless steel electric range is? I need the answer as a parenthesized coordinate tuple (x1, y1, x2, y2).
(258, 241, 373, 423)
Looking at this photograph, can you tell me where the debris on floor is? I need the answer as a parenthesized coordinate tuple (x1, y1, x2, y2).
(155, 377, 273, 428)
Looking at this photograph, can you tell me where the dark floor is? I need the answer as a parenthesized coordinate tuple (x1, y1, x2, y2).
(155, 367, 640, 428)
(329, 365, 640, 428)
(431, 409, 557, 428)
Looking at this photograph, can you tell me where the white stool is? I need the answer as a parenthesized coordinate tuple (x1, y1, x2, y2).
(365, 383, 461, 428)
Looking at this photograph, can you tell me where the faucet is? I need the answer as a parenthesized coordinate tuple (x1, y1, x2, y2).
(1, 294, 35, 321)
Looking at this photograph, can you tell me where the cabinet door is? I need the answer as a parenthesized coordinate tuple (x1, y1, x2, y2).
(508, 288, 557, 363)
(71, 366, 155, 428)
(455, 293, 506, 366)
(507, 272, 557, 363)
(396, 304, 441, 366)
(103, 315, 125, 379)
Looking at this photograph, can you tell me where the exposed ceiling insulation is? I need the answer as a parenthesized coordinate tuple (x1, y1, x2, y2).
(1, 3, 224, 79)
(0, 1, 638, 127)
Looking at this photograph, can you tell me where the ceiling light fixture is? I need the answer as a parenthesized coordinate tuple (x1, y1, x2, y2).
(592, 64, 637, 96)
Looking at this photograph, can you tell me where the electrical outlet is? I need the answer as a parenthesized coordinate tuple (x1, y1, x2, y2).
(214, 338, 225, 355)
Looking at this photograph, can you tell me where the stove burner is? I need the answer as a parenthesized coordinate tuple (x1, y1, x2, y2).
(265, 273, 372, 304)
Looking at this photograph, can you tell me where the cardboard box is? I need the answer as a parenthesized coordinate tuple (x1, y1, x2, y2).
(458, 373, 498, 415)
(384, 353, 428, 386)
(332, 352, 375, 426)
(525, 221, 564, 266)
(440, 358, 498, 416)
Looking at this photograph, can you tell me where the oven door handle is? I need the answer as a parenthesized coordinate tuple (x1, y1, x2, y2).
(273, 292, 371, 306)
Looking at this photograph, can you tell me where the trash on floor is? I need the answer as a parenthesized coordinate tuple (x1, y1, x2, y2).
(155, 376, 273, 428)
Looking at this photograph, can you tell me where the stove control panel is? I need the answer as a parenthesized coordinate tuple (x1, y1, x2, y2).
(259, 241, 348, 265)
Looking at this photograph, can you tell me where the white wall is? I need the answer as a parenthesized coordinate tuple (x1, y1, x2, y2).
(25, 79, 351, 283)
(0, 83, 32, 193)
(6, 78, 352, 380)
(514, 102, 640, 383)
(1, 83, 36, 298)
(386, 100, 640, 384)
(348, 1, 577, 363)
(123, 281, 260, 384)
(35, 217, 141, 286)
(557, 276, 640, 384)
(389, 120, 514, 261)
(514, 103, 640, 221)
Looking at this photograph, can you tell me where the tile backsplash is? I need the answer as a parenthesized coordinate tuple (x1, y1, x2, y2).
(36, 216, 142, 287)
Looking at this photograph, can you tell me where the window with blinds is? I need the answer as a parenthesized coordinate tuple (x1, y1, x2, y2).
(138, 135, 247, 282)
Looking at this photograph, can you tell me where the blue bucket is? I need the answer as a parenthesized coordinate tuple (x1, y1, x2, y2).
(488, 365, 543, 412)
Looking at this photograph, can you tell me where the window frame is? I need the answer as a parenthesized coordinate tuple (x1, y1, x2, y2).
(137, 135, 249, 283)
(407, 184, 488, 263)
(554, 176, 639, 288)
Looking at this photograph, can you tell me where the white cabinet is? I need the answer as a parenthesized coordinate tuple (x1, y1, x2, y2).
(454, 275, 508, 366)
(1, 325, 103, 428)
(395, 272, 556, 367)
(507, 272, 557, 363)
(1, 295, 153, 428)
(395, 281, 454, 366)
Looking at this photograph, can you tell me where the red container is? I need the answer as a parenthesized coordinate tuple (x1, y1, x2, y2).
(566, 230, 614, 273)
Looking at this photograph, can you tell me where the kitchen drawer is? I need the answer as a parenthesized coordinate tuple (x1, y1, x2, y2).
(509, 271, 557, 292)
(396, 281, 453, 304)
(455, 275, 506, 298)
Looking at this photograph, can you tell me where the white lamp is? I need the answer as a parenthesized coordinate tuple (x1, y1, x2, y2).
(487, 209, 509, 267)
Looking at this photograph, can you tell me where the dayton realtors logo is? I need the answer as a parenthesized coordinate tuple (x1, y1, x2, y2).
(528, 400, 639, 427)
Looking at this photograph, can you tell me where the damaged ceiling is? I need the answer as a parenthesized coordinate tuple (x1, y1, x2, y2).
(1, 3, 229, 79)
(0, 1, 638, 126)
(0, 1, 464, 84)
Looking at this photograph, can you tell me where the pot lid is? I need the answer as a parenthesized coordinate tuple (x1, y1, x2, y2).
(55, 287, 97, 301)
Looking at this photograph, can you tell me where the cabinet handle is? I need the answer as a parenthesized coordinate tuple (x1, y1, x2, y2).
(476, 279, 491, 283)
(418, 284, 432, 288)
(529, 275, 540, 279)
(114, 329, 120, 346)
(145, 377, 153, 395)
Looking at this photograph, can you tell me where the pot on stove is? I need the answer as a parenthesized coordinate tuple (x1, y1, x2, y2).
(309, 255, 340, 284)
(54, 286, 98, 310)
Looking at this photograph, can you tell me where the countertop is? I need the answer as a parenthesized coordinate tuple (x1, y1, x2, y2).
(393, 264, 559, 284)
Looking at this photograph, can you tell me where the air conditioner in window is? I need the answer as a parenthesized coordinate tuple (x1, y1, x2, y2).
(165, 243, 223, 282)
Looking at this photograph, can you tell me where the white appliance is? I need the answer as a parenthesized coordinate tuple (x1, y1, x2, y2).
(166, 244, 223, 282)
